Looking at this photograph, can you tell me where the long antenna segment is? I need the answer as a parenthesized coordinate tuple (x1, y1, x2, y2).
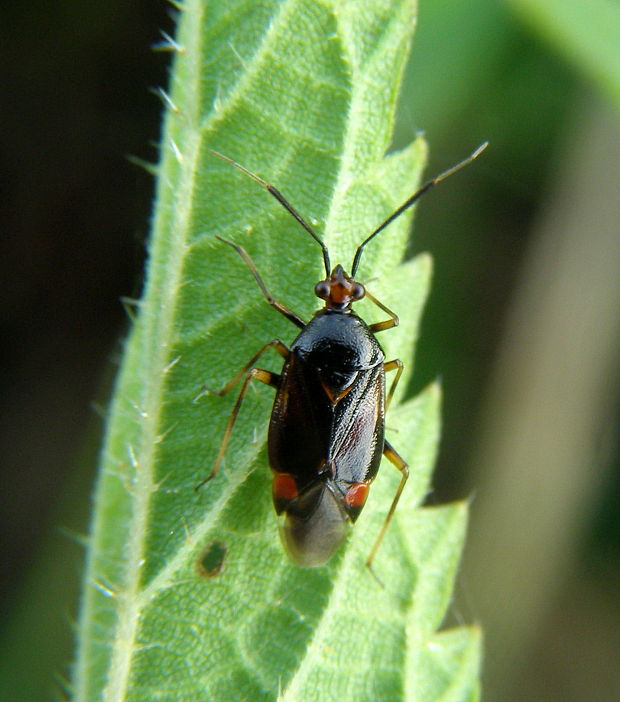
(350, 141, 488, 277)
(209, 150, 331, 276)
(210, 142, 488, 280)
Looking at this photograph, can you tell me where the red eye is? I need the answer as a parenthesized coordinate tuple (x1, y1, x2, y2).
(314, 281, 330, 299)
(352, 283, 365, 300)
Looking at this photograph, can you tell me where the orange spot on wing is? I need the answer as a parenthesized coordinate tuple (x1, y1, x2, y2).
(345, 482, 369, 508)
(272, 473, 299, 514)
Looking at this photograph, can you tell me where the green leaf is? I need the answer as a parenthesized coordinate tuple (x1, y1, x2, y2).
(73, 0, 481, 700)
(409, 626, 482, 702)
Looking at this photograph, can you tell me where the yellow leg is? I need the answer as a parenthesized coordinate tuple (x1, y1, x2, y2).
(194, 340, 288, 490)
(365, 439, 409, 576)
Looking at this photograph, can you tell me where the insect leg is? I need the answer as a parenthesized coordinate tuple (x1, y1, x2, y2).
(384, 358, 404, 410)
(217, 235, 306, 329)
(365, 289, 399, 333)
(365, 439, 409, 573)
(200, 339, 288, 398)
(194, 340, 288, 490)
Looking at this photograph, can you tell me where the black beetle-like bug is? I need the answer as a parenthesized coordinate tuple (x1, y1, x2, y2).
(197, 144, 486, 569)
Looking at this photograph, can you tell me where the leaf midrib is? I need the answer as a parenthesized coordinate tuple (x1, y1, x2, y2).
(100, 10, 207, 702)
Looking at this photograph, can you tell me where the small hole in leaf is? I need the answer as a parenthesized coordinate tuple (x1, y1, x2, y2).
(197, 541, 227, 578)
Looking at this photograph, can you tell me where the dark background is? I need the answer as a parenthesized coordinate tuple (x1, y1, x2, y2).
(1, 1, 619, 700)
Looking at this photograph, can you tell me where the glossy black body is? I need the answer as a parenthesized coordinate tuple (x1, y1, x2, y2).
(269, 309, 386, 565)
(270, 310, 384, 503)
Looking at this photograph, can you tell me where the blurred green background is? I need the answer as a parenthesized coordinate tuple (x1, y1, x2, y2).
(1, 0, 619, 700)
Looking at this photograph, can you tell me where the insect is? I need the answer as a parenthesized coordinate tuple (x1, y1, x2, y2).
(197, 143, 487, 570)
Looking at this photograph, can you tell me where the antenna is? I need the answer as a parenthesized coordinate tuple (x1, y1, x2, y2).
(209, 150, 331, 276)
(350, 142, 488, 277)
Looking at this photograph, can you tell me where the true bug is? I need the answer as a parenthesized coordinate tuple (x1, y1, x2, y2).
(198, 143, 487, 570)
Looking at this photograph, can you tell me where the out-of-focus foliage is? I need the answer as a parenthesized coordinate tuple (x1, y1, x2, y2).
(394, 2, 620, 701)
